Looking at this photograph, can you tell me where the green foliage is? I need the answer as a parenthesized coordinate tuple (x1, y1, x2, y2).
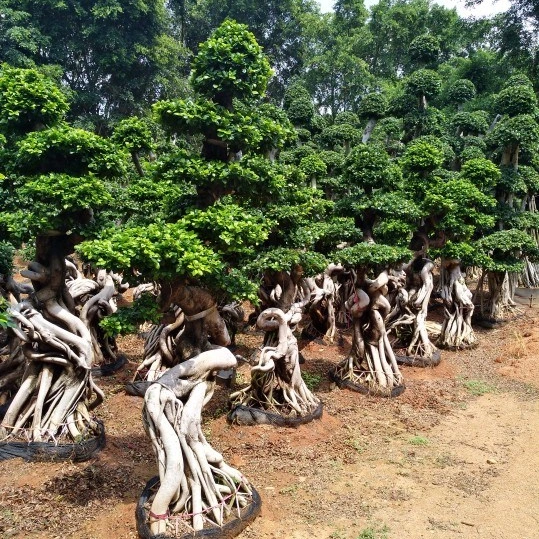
(488, 114, 539, 150)
(334, 111, 360, 127)
(451, 111, 489, 136)
(475, 229, 539, 272)
(183, 202, 269, 256)
(286, 97, 314, 127)
(334, 243, 410, 270)
(409, 34, 440, 66)
(358, 93, 388, 120)
(433, 241, 478, 266)
(15, 126, 127, 178)
(519, 165, 539, 193)
(446, 79, 476, 105)
(111, 117, 153, 154)
(319, 150, 345, 175)
(404, 69, 442, 100)
(249, 247, 328, 277)
(17, 173, 112, 235)
(318, 123, 360, 149)
(400, 138, 444, 173)
(6, 0, 186, 125)
(460, 158, 501, 190)
(0, 297, 14, 329)
(215, 267, 260, 303)
(190, 20, 272, 105)
(302, 372, 322, 391)
(0, 240, 14, 276)
(78, 222, 223, 282)
(422, 177, 496, 239)
(0, 65, 68, 136)
(99, 293, 160, 338)
(283, 82, 312, 111)
(299, 154, 327, 179)
(498, 166, 527, 197)
(154, 98, 295, 154)
(289, 217, 361, 253)
(495, 84, 537, 117)
(503, 74, 533, 90)
(344, 144, 400, 193)
(403, 107, 446, 139)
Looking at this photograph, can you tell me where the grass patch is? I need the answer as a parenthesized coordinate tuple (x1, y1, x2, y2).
(463, 379, 496, 396)
(409, 435, 429, 446)
(302, 371, 322, 391)
(356, 524, 389, 539)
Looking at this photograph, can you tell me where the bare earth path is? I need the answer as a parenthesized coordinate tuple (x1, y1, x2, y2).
(1, 295, 539, 539)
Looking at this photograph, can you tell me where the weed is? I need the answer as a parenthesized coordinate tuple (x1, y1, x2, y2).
(302, 371, 322, 391)
(346, 437, 368, 454)
(279, 483, 299, 495)
(463, 379, 496, 396)
(234, 370, 248, 386)
(328, 530, 347, 539)
(356, 524, 389, 539)
(409, 435, 429, 446)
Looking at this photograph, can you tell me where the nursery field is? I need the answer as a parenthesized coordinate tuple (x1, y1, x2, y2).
(1, 292, 539, 539)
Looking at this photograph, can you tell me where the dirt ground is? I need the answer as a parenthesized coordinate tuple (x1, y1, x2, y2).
(1, 291, 539, 539)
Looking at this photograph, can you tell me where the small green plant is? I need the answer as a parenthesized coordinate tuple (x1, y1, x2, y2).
(279, 483, 299, 495)
(409, 435, 430, 446)
(356, 524, 389, 539)
(0, 297, 14, 330)
(99, 292, 160, 338)
(346, 437, 368, 454)
(302, 371, 322, 391)
(463, 379, 496, 396)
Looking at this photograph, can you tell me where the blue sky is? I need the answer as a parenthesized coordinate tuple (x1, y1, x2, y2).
(317, 0, 511, 17)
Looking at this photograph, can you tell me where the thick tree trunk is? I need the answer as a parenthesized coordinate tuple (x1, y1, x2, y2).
(332, 270, 404, 396)
(301, 264, 343, 344)
(0, 235, 102, 443)
(143, 347, 256, 535)
(133, 284, 230, 384)
(484, 271, 518, 321)
(362, 118, 377, 144)
(387, 257, 440, 366)
(438, 259, 476, 349)
(230, 307, 320, 421)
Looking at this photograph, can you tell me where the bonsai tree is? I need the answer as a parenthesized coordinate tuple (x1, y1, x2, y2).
(446, 79, 476, 111)
(330, 243, 410, 397)
(0, 65, 126, 446)
(479, 74, 539, 317)
(358, 92, 388, 143)
(79, 21, 312, 533)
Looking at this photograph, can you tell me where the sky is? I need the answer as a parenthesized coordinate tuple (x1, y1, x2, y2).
(317, 0, 512, 17)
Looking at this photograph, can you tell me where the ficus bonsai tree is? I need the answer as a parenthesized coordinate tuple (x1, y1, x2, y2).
(0, 65, 126, 446)
(79, 20, 322, 534)
(330, 242, 410, 397)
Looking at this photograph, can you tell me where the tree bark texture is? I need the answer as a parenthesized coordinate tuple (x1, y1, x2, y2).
(0, 235, 102, 443)
(332, 270, 404, 396)
(230, 307, 320, 418)
(142, 347, 255, 535)
(438, 259, 476, 349)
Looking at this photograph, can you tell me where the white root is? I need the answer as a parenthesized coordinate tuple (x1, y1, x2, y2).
(386, 257, 439, 364)
(438, 259, 477, 349)
(230, 307, 320, 417)
(1, 246, 103, 444)
(333, 269, 404, 394)
(142, 347, 253, 534)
